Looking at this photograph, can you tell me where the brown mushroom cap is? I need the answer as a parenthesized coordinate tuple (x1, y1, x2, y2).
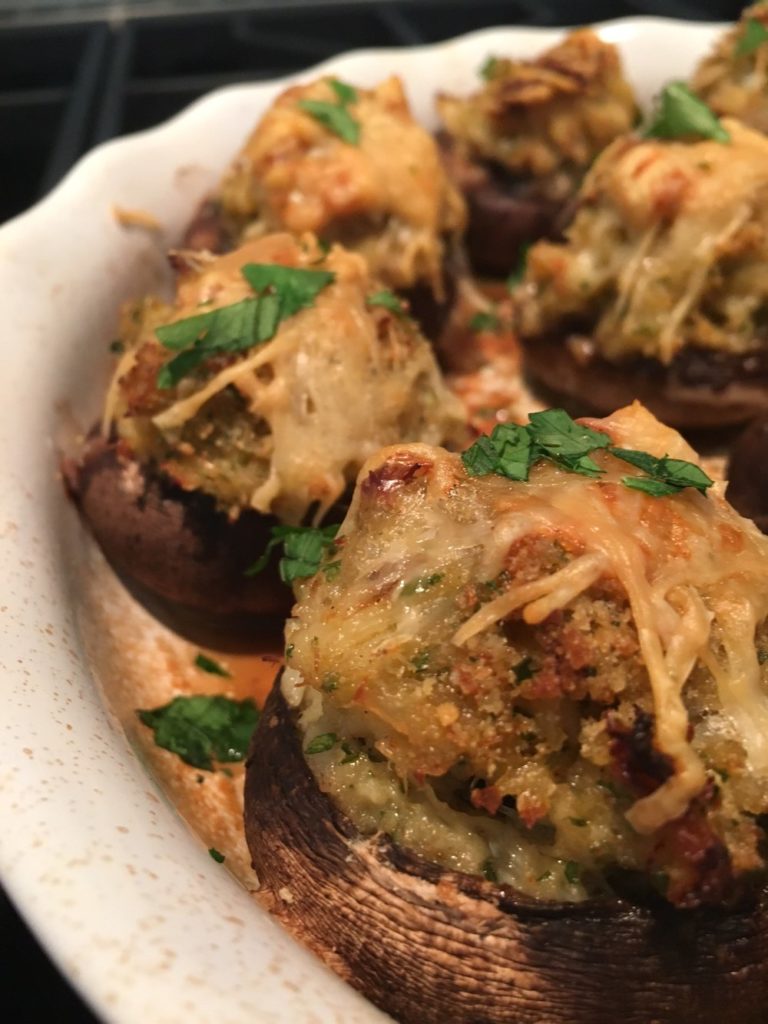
(437, 132, 564, 279)
(521, 332, 768, 430)
(244, 677, 768, 1024)
(66, 434, 290, 617)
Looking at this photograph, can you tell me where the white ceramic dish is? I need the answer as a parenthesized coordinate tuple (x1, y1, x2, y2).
(0, 17, 725, 1024)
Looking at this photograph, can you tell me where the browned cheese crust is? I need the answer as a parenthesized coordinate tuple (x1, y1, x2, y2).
(245, 681, 768, 1024)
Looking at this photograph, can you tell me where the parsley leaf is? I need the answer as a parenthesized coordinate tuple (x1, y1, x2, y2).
(401, 573, 443, 596)
(611, 448, 713, 497)
(156, 263, 335, 388)
(245, 523, 340, 584)
(643, 82, 730, 144)
(735, 17, 768, 56)
(329, 78, 358, 105)
(208, 847, 226, 863)
(305, 732, 338, 755)
(469, 310, 500, 333)
(299, 97, 360, 144)
(528, 408, 611, 477)
(564, 860, 581, 885)
(367, 289, 406, 316)
(479, 56, 499, 81)
(462, 422, 532, 481)
(137, 695, 260, 771)
(194, 653, 231, 678)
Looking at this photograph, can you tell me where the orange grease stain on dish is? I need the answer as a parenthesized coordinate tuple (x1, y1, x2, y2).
(73, 543, 284, 889)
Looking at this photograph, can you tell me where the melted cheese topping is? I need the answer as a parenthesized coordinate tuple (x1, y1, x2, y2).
(518, 120, 768, 362)
(218, 76, 466, 294)
(106, 234, 465, 522)
(289, 403, 768, 843)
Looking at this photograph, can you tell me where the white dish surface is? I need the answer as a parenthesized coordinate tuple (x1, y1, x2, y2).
(0, 17, 725, 1024)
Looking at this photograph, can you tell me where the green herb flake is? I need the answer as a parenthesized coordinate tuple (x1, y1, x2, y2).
(208, 847, 226, 863)
(329, 78, 358, 105)
(367, 289, 406, 316)
(298, 95, 360, 144)
(285, 643, 295, 659)
(528, 408, 611, 477)
(512, 656, 536, 683)
(245, 523, 340, 584)
(479, 56, 500, 81)
(137, 695, 260, 771)
(482, 858, 499, 882)
(411, 650, 431, 675)
(462, 422, 532, 481)
(611, 447, 713, 498)
(340, 740, 362, 765)
(736, 17, 768, 56)
(651, 870, 670, 895)
(469, 310, 500, 333)
(564, 860, 581, 885)
(401, 573, 443, 596)
(194, 653, 231, 678)
(322, 560, 342, 580)
(156, 263, 335, 388)
(537, 869, 553, 882)
(643, 82, 730, 144)
(569, 817, 588, 828)
(109, 338, 125, 354)
(321, 673, 340, 693)
(305, 732, 338, 755)
(506, 244, 530, 291)
(714, 766, 730, 783)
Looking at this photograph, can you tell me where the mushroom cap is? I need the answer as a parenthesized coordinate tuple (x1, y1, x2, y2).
(244, 677, 768, 1024)
(521, 331, 768, 429)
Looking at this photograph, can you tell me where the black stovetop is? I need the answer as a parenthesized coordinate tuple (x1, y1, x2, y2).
(0, 2, 744, 1021)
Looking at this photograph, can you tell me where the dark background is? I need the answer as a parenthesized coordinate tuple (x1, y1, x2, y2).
(0, 0, 746, 1020)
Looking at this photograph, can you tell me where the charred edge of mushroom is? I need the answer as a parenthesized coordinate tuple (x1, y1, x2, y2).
(520, 331, 768, 430)
(244, 676, 768, 1024)
(65, 432, 290, 618)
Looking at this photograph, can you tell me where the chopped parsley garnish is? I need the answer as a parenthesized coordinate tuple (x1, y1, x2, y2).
(109, 338, 125, 354)
(564, 860, 581, 885)
(194, 653, 231, 678)
(643, 82, 730, 144)
(461, 408, 713, 499)
(735, 17, 768, 56)
(401, 573, 443, 596)
(367, 289, 407, 316)
(340, 740, 362, 765)
(285, 643, 294, 659)
(569, 817, 588, 828)
(298, 78, 360, 144)
(208, 847, 226, 863)
(506, 244, 530, 291)
(479, 56, 500, 81)
(245, 523, 340, 584)
(611, 448, 713, 497)
(482, 858, 499, 882)
(469, 310, 500, 333)
(411, 650, 431, 675)
(305, 732, 338, 755)
(156, 263, 335, 388)
(137, 695, 260, 771)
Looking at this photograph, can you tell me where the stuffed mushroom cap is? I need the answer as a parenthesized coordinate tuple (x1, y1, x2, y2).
(692, 4, 768, 134)
(281, 403, 768, 908)
(437, 30, 637, 207)
(516, 120, 768, 424)
(104, 232, 465, 525)
(204, 75, 466, 300)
